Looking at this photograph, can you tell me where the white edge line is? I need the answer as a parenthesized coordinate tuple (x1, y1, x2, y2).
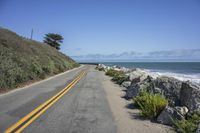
(0, 65, 84, 97)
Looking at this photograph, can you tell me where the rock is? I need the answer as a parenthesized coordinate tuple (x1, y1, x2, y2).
(196, 124, 200, 133)
(112, 65, 121, 69)
(174, 106, 188, 116)
(97, 64, 112, 72)
(180, 82, 200, 113)
(126, 69, 149, 85)
(104, 66, 111, 72)
(121, 81, 131, 88)
(125, 84, 140, 99)
(157, 106, 184, 126)
(113, 67, 121, 71)
(120, 67, 132, 73)
(97, 64, 105, 70)
(155, 76, 182, 106)
(111, 65, 122, 71)
(140, 74, 149, 81)
(128, 74, 141, 84)
(153, 87, 162, 94)
(97, 64, 106, 68)
(127, 72, 141, 82)
(125, 76, 154, 99)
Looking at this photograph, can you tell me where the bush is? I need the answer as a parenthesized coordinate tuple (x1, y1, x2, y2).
(174, 114, 200, 133)
(112, 74, 128, 85)
(95, 66, 105, 71)
(134, 90, 168, 119)
(97, 67, 105, 71)
(105, 69, 128, 84)
(105, 69, 125, 77)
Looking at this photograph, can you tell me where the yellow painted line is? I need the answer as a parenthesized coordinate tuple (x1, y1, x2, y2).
(5, 71, 86, 133)
(5, 72, 83, 133)
(15, 72, 85, 133)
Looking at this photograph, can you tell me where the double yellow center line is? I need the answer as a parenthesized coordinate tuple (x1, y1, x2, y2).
(5, 71, 86, 133)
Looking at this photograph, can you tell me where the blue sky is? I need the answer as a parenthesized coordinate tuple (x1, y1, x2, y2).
(0, 0, 200, 61)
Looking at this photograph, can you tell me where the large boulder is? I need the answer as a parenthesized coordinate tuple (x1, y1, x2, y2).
(104, 66, 111, 72)
(125, 83, 140, 99)
(180, 82, 200, 113)
(154, 76, 182, 106)
(121, 81, 131, 88)
(127, 72, 141, 82)
(111, 65, 122, 71)
(97, 64, 106, 68)
(153, 87, 162, 94)
(125, 76, 154, 99)
(97, 64, 113, 72)
(157, 106, 184, 126)
(126, 69, 149, 84)
(112, 67, 121, 71)
(196, 124, 200, 133)
(128, 68, 148, 81)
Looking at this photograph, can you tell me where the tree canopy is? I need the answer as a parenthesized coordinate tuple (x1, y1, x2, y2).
(43, 33, 63, 50)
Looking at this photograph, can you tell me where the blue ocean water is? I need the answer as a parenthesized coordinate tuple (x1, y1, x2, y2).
(100, 62, 200, 83)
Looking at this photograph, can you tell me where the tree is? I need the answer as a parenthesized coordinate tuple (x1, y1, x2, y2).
(43, 33, 63, 50)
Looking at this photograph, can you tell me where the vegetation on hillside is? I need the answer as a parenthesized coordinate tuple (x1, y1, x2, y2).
(43, 33, 63, 50)
(0, 28, 79, 91)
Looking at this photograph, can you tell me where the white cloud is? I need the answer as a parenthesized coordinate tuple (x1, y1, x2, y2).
(71, 49, 200, 62)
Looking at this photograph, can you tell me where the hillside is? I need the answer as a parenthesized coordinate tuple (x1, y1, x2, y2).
(0, 28, 79, 91)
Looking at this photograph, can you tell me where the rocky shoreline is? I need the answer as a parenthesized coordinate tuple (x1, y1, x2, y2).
(96, 64, 200, 132)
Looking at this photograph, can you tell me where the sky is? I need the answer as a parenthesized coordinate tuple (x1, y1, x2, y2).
(0, 0, 200, 61)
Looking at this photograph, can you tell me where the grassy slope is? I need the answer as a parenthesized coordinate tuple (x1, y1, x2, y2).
(0, 28, 79, 91)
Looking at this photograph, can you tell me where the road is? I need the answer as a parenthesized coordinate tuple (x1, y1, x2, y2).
(0, 65, 116, 133)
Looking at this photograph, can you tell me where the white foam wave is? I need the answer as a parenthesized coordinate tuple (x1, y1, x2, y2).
(142, 69, 200, 84)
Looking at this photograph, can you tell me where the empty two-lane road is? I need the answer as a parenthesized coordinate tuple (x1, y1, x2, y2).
(0, 65, 116, 133)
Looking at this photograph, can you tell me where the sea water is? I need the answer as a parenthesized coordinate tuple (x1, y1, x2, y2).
(100, 62, 200, 84)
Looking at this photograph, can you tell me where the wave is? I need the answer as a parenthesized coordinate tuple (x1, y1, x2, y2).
(143, 69, 200, 84)
(103, 62, 200, 84)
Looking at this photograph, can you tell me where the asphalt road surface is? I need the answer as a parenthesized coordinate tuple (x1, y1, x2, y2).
(0, 65, 116, 133)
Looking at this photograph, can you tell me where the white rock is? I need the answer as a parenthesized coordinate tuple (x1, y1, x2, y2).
(121, 81, 131, 88)
(175, 106, 189, 116)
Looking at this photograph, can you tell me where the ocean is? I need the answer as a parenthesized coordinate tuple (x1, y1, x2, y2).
(99, 62, 200, 84)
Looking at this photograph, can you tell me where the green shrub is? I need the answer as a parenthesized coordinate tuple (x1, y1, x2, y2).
(97, 67, 105, 71)
(31, 61, 43, 75)
(39, 72, 46, 79)
(105, 69, 125, 77)
(134, 90, 168, 119)
(174, 114, 200, 133)
(105, 69, 128, 84)
(112, 74, 128, 85)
